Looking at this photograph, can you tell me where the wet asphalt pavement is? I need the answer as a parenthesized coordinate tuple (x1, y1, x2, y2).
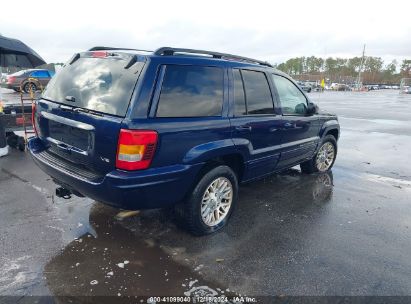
(1, 89, 411, 302)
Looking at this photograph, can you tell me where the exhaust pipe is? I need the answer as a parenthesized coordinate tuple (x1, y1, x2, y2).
(56, 187, 72, 199)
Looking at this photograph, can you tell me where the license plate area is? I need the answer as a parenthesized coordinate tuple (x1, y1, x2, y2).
(48, 120, 91, 151)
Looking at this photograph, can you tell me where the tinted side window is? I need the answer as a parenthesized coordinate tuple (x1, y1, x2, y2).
(272, 74, 307, 115)
(241, 70, 274, 115)
(233, 69, 246, 115)
(156, 65, 224, 117)
(31, 70, 49, 78)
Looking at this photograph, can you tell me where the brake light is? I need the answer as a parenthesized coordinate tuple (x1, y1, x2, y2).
(31, 102, 39, 136)
(91, 51, 108, 58)
(116, 129, 158, 170)
(7, 76, 16, 84)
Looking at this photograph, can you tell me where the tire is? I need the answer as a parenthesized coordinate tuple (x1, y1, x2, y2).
(300, 135, 337, 174)
(17, 137, 26, 151)
(23, 82, 37, 94)
(175, 165, 238, 236)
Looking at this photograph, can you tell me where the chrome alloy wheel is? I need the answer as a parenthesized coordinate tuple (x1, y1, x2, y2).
(25, 83, 36, 94)
(316, 142, 335, 172)
(201, 177, 233, 227)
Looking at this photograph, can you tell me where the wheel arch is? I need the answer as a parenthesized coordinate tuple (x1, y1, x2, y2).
(199, 154, 245, 182)
(319, 120, 340, 140)
(325, 128, 339, 141)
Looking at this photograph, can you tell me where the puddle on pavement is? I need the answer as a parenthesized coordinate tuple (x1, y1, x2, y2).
(44, 204, 234, 301)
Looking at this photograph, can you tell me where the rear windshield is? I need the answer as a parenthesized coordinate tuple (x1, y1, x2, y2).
(42, 55, 144, 116)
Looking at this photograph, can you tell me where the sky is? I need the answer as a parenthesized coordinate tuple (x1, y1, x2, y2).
(1, 0, 410, 65)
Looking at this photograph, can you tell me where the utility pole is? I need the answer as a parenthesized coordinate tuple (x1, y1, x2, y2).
(357, 44, 366, 90)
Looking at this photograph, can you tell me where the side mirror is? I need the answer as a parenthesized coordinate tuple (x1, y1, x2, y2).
(306, 102, 319, 115)
(295, 103, 307, 115)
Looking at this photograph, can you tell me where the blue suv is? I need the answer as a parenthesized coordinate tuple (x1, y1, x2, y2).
(28, 47, 339, 235)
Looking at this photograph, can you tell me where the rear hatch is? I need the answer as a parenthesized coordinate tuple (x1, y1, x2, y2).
(35, 50, 145, 178)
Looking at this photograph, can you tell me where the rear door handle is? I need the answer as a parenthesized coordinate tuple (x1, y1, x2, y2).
(283, 122, 305, 130)
(235, 125, 252, 132)
(283, 122, 294, 129)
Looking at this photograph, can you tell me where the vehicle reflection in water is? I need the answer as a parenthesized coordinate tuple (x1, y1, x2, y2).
(44, 170, 333, 302)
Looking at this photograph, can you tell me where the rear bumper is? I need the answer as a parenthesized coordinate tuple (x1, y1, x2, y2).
(28, 137, 203, 210)
(5, 84, 17, 90)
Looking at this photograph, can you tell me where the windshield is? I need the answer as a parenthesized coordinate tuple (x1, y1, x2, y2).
(42, 55, 144, 116)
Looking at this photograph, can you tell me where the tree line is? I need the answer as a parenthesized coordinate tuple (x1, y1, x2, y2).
(274, 56, 411, 84)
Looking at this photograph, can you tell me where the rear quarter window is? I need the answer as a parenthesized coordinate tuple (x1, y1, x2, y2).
(156, 65, 224, 117)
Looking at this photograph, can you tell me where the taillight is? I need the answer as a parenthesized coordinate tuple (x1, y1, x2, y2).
(116, 129, 158, 171)
(31, 102, 39, 136)
(7, 76, 16, 84)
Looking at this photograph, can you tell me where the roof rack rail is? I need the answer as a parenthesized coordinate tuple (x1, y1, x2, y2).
(88, 46, 153, 52)
(154, 47, 273, 67)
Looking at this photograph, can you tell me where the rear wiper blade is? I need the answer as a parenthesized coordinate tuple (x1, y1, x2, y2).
(73, 107, 103, 116)
(60, 105, 74, 111)
(59, 105, 103, 117)
(41, 97, 55, 103)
